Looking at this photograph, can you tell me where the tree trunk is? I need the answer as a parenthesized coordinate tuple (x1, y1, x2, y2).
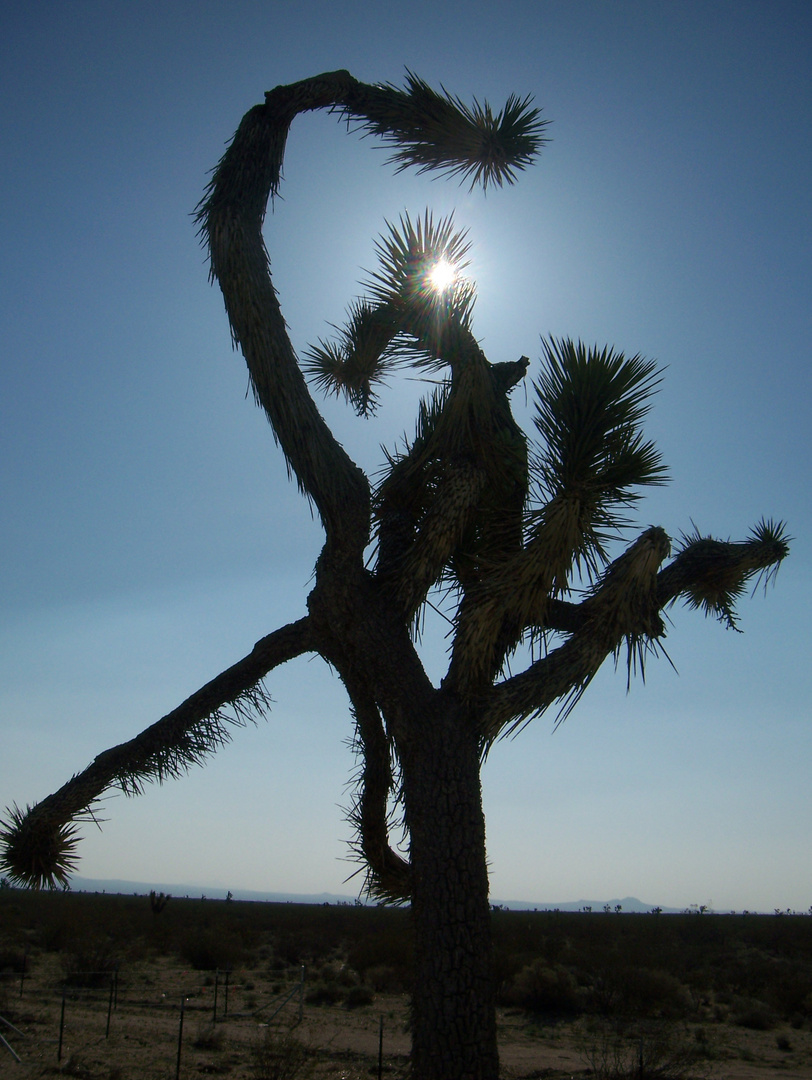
(400, 700, 499, 1080)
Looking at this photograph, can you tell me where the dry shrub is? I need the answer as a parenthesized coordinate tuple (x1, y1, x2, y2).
(0, 946, 25, 973)
(615, 968, 691, 1020)
(344, 983, 374, 1008)
(179, 928, 244, 971)
(252, 1024, 313, 1080)
(304, 980, 343, 1006)
(193, 1021, 226, 1051)
(502, 960, 580, 1015)
(579, 1020, 709, 1080)
(61, 934, 120, 988)
(733, 999, 777, 1030)
(345, 921, 413, 981)
(55, 1052, 93, 1078)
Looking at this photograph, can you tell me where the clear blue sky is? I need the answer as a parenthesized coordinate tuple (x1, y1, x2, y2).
(2, 1, 810, 912)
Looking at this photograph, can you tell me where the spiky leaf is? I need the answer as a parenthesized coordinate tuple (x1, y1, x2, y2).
(530, 337, 668, 575)
(0, 804, 81, 890)
(348, 71, 549, 191)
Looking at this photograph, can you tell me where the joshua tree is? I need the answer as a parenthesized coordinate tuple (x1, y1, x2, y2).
(0, 70, 788, 1080)
(149, 889, 171, 915)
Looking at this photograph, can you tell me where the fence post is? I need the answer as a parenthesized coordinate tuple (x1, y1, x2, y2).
(213, 970, 219, 1023)
(224, 969, 230, 1018)
(378, 1014, 384, 1080)
(57, 993, 66, 1062)
(175, 997, 185, 1080)
(106, 973, 115, 1037)
(299, 965, 305, 1023)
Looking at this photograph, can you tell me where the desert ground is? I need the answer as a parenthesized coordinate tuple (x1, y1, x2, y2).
(3, 952, 812, 1079)
(2, 892, 812, 1078)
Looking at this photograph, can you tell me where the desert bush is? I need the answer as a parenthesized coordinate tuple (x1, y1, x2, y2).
(614, 967, 692, 1020)
(767, 965, 812, 1018)
(316, 960, 358, 987)
(252, 1024, 313, 1080)
(193, 1021, 226, 1051)
(304, 980, 343, 1006)
(502, 960, 581, 1015)
(344, 984, 374, 1008)
(61, 935, 120, 988)
(578, 1020, 709, 1080)
(733, 999, 777, 1030)
(57, 1051, 93, 1078)
(344, 916, 413, 980)
(179, 928, 244, 971)
(0, 946, 26, 973)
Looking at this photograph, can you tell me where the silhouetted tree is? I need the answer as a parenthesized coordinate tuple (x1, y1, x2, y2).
(149, 889, 171, 915)
(0, 70, 789, 1080)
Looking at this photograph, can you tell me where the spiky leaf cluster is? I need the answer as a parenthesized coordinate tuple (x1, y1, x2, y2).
(0, 804, 81, 890)
(530, 337, 668, 581)
(348, 71, 548, 191)
(675, 518, 791, 629)
(304, 212, 477, 414)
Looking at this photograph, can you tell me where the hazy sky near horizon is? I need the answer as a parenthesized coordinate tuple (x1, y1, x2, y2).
(2, 1, 810, 913)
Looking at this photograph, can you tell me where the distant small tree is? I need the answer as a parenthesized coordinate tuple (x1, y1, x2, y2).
(0, 70, 789, 1080)
(149, 890, 171, 915)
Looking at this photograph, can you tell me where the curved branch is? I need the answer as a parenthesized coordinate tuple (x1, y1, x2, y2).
(481, 527, 671, 741)
(197, 74, 371, 552)
(481, 520, 789, 742)
(346, 685, 411, 903)
(196, 70, 546, 552)
(0, 617, 315, 889)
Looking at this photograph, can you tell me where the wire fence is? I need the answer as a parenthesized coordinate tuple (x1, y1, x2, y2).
(0, 960, 308, 1075)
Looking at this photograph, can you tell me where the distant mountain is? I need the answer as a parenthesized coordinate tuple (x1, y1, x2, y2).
(68, 877, 679, 912)
(69, 877, 361, 905)
(491, 896, 684, 914)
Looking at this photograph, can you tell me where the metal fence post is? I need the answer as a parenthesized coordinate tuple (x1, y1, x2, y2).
(378, 1014, 384, 1080)
(57, 993, 66, 1062)
(175, 997, 185, 1080)
(106, 974, 115, 1037)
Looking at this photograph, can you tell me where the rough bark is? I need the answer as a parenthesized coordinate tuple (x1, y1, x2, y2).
(400, 697, 498, 1080)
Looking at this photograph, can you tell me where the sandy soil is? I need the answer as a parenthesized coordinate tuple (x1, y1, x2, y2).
(2, 954, 811, 1079)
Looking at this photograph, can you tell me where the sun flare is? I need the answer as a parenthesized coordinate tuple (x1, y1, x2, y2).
(427, 257, 457, 293)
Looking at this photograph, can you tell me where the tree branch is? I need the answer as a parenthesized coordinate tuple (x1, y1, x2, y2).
(196, 70, 546, 553)
(480, 527, 670, 740)
(480, 520, 789, 742)
(344, 680, 411, 903)
(657, 520, 790, 626)
(0, 617, 315, 889)
(197, 75, 371, 552)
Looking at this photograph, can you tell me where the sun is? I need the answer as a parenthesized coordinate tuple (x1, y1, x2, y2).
(427, 257, 457, 293)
